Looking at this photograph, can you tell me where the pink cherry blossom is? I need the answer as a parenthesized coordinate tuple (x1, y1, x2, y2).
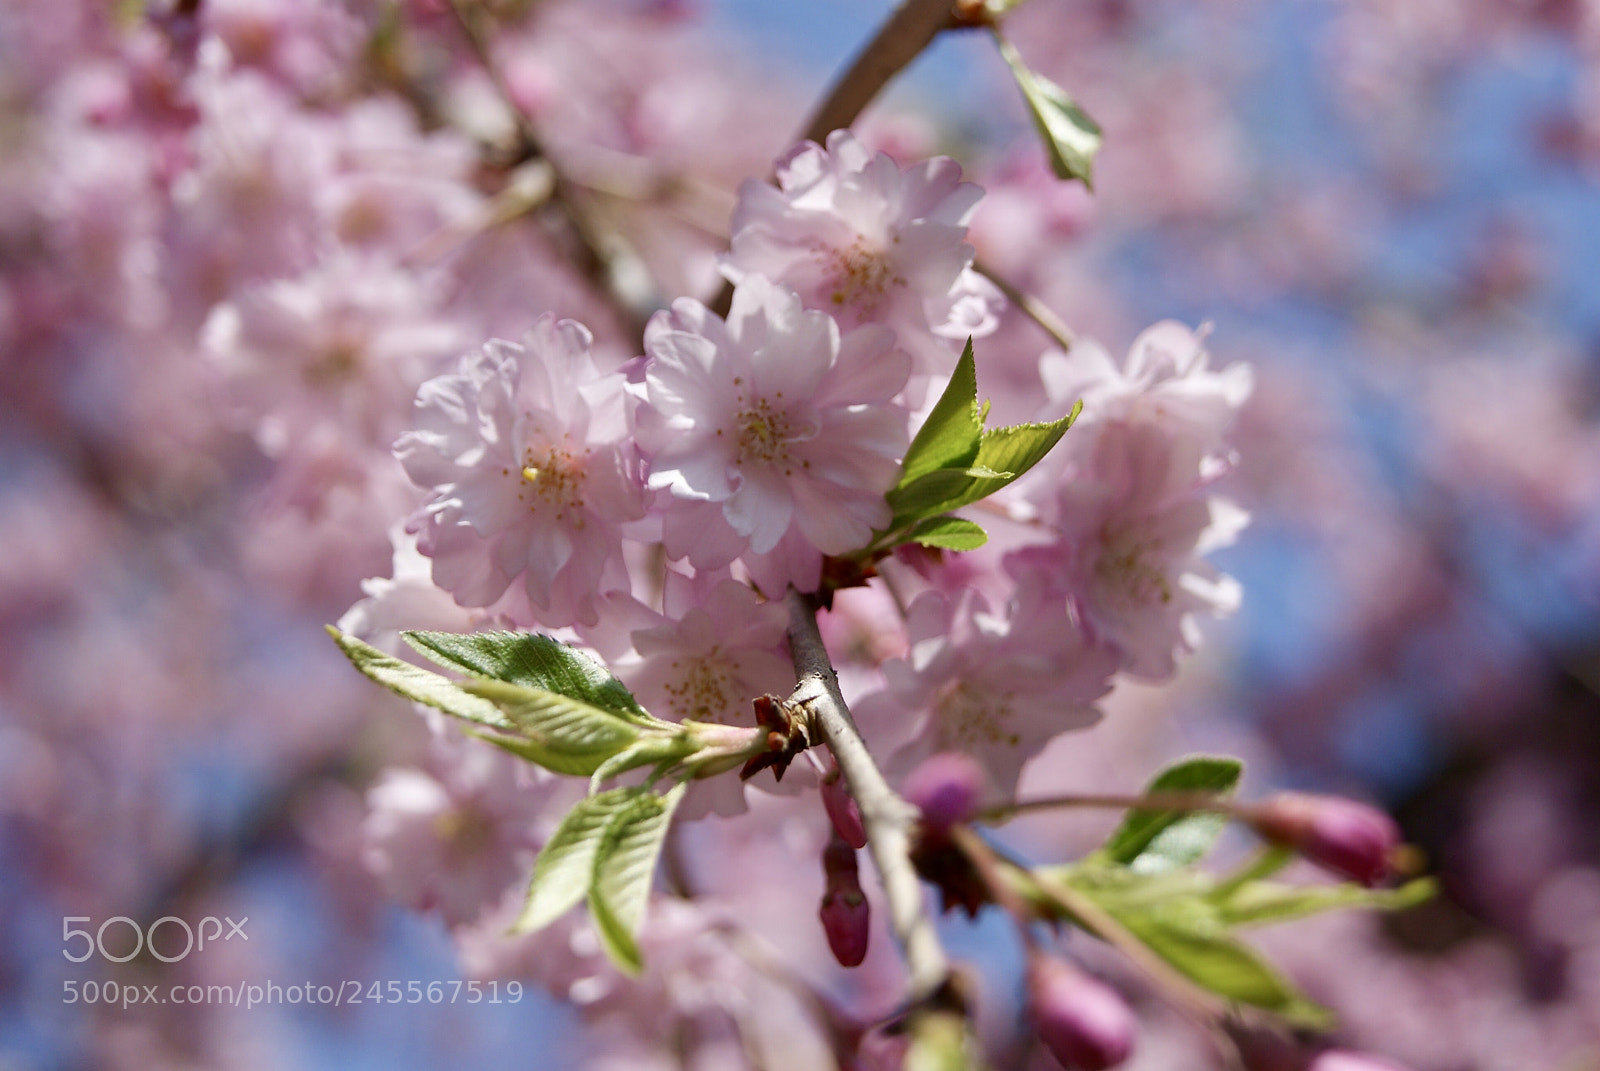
(396, 314, 645, 628)
(1008, 418, 1248, 681)
(581, 572, 794, 817)
(363, 731, 569, 928)
(1038, 319, 1253, 476)
(632, 275, 911, 580)
(722, 129, 1003, 372)
(202, 252, 465, 458)
(856, 588, 1115, 799)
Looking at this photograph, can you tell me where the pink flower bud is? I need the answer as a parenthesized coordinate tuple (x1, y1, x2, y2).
(823, 835, 859, 883)
(822, 769, 868, 849)
(1254, 792, 1401, 887)
(819, 888, 870, 967)
(1307, 1051, 1413, 1071)
(1026, 956, 1137, 1071)
(903, 752, 987, 832)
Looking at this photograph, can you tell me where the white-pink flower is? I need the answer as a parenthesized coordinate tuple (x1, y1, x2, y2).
(1008, 418, 1248, 681)
(582, 572, 793, 817)
(362, 732, 562, 927)
(855, 588, 1116, 799)
(632, 275, 911, 579)
(1038, 319, 1253, 478)
(396, 314, 645, 628)
(721, 130, 1002, 372)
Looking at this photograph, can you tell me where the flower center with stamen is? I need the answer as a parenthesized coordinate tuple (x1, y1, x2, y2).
(736, 396, 795, 466)
(1094, 524, 1172, 608)
(515, 441, 588, 523)
(819, 236, 905, 316)
(935, 680, 1021, 750)
(303, 342, 361, 387)
(662, 648, 742, 724)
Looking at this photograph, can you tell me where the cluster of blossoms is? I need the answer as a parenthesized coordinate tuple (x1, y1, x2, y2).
(366, 129, 1253, 818)
(334, 125, 1262, 1068)
(34, 2, 1598, 1069)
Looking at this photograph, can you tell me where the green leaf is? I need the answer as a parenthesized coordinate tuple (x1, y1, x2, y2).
(588, 784, 685, 974)
(588, 733, 693, 793)
(973, 403, 1079, 486)
(1218, 877, 1437, 928)
(900, 338, 982, 483)
(327, 627, 511, 731)
(463, 679, 640, 760)
(886, 466, 987, 521)
(886, 411, 1079, 527)
(1113, 900, 1333, 1028)
(996, 34, 1103, 188)
(1100, 755, 1243, 868)
(404, 630, 652, 723)
(1133, 813, 1230, 875)
(906, 516, 989, 551)
(513, 788, 645, 935)
(467, 730, 613, 778)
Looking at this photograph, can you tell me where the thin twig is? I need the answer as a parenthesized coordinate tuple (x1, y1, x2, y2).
(1023, 862, 1228, 1022)
(783, 587, 950, 1002)
(978, 789, 1257, 825)
(799, 0, 963, 146)
(948, 826, 1039, 949)
(973, 258, 1077, 353)
(711, 0, 966, 317)
(445, 0, 659, 344)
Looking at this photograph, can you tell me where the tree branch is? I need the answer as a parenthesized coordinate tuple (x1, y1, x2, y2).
(798, 0, 964, 146)
(972, 257, 1077, 353)
(446, 0, 660, 345)
(711, 0, 967, 317)
(783, 587, 950, 1002)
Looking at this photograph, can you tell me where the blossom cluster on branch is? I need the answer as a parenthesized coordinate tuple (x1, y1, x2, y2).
(15, 1, 1599, 1069)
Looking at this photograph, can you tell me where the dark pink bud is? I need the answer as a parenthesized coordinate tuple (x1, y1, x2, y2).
(822, 769, 868, 849)
(903, 752, 987, 832)
(1027, 956, 1137, 1071)
(1307, 1051, 1413, 1071)
(819, 888, 870, 967)
(1255, 792, 1401, 887)
(823, 835, 859, 883)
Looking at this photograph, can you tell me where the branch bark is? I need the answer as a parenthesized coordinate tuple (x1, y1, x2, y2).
(798, 0, 962, 146)
(783, 588, 950, 1002)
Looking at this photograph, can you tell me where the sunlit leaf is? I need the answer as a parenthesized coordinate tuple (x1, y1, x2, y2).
(996, 35, 1103, 188)
(327, 627, 510, 730)
(1218, 877, 1437, 928)
(463, 679, 641, 758)
(1100, 755, 1242, 869)
(513, 788, 645, 935)
(588, 784, 685, 974)
(900, 338, 982, 483)
(906, 516, 989, 551)
(405, 630, 652, 723)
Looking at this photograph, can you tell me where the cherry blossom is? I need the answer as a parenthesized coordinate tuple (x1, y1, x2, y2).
(396, 314, 645, 627)
(856, 588, 1116, 799)
(631, 275, 911, 584)
(581, 572, 794, 816)
(722, 129, 1002, 372)
(1008, 418, 1249, 680)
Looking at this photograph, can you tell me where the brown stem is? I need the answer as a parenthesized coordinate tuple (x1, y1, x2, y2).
(799, 0, 964, 146)
(710, 0, 965, 318)
(948, 825, 1039, 950)
(782, 588, 950, 1002)
(972, 257, 1077, 353)
(445, 0, 659, 345)
(1022, 862, 1228, 1022)
(979, 790, 1259, 825)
